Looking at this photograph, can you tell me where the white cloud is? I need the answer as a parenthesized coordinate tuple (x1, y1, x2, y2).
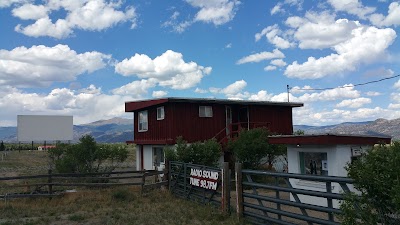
(0, 44, 110, 87)
(264, 65, 277, 71)
(209, 80, 248, 99)
(152, 90, 168, 98)
(365, 91, 381, 96)
(115, 50, 212, 90)
(0, 0, 28, 8)
(290, 85, 313, 94)
(370, 2, 400, 27)
(248, 90, 273, 101)
(237, 49, 284, 64)
(225, 43, 232, 48)
(255, 24, 294, 49)
(14, 0, 137, 39)
(271, 4, 284, 15)
(336, 97, 371, 108)
(270, 59, 287, 67)
(195, 88, 208, 93)
(286, 11, 361, 49)
(187, 0, 240, 26)
(285, 26, 396, 79)
(327, 0, 375, 19)
(12, 4, 48, 20)
(394, 79, 400, 89)
(297, 86, 360, 102)
(112, 79, 156, 97)
(0, 85, 135, 125)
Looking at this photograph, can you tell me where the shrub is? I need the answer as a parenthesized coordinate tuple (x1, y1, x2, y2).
(340, 142, 400, 224)
(48, 135, 128, 173)
(228, 127, 286, 169)
(166, 136, 221, 167)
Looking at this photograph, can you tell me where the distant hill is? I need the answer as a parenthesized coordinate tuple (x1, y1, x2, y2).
(0, 117, 133, 143)
(1, 117, 399, 143)
(294, 118, 397, 140)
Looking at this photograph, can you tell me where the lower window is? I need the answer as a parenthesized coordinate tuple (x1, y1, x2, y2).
(153, 147, 165, 167)
(299, 152, 328, 176)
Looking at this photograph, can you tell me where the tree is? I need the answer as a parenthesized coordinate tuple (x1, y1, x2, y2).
(164, 136, 221, 167)
(48, 135, 129, 173)
(0, 141, 4, 151)
(293, 129, 305, 135)
(228, 127, 286, 170)
(340, 142, 400, 225)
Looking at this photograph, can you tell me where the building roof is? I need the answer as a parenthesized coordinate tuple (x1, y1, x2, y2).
(269, 134, 391, 145)
(125, 97, 304, 112)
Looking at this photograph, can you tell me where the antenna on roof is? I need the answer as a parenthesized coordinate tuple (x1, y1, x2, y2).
(287, 85, 290, 102)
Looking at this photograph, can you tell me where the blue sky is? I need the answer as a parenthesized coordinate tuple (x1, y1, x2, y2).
(1, 0, 400, 126)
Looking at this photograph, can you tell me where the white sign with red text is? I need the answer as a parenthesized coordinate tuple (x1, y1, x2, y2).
(189, 168, 219, 190)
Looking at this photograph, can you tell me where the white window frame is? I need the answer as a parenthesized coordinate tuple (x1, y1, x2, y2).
(199, 106, 213, 117)
(138, 110, 148, 132)
(157, 106, 165, 120)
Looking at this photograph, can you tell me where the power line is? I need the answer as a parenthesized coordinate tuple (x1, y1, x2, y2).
(289, 74, 400, 91)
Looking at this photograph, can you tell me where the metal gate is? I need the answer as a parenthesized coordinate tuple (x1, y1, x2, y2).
(235, 163, 354, 225)
(169, 161, 230, 213)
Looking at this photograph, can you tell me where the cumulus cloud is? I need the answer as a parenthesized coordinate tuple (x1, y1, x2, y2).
(187, 0, 240, 25)
(249, 90, 273, 101)
(370, 2, 400, 27)
(264, 65, 277, 71)
(270, 59, 287, 67)
(112, 79, 156, 97)
(336, 97, 371, 108)
(285, 26, 396, 79)
(0, 0, 29, 8)
(286, 11, 361, 49)
(237, 49, 284, 64)
(115, 50, 212, 90)
(209, 80, 249, 99)
(327, 0, 375, 19)
(365, 91, 381, 96)
(152, 90, 168, 98)
(0, 85, 135, 125)
(255, 24, 294, 49)
(296, 86, 360, 102)
(393, 79, 400, 89)
(0, 44, 110, 87)
(14, 0, 137, 39)
(195, 88, 208, 93)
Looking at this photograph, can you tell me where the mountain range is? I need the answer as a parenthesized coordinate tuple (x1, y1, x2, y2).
(0, 117, 398, 143)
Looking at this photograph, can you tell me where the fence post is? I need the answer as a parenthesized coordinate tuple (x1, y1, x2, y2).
(222, 162, 229, 214)
(326, 181, 334, 221)
(48, 169, 53, 194)
(235, 163, 243, 218)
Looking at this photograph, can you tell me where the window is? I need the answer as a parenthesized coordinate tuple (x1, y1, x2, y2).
(299, 152, 328, 176)
(199, 106, 213, 117)
(153, 147, 165, 167)
(157, 106, 164, 120)
(138, 110, 148, 132)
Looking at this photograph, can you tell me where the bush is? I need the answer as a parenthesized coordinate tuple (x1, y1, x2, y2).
(228, 128, 286, 169)
(48, 135, 129, 173)
(340, 142, 400, 224)
(165, 136, 221, 167)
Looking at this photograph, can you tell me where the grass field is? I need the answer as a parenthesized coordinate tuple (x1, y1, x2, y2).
(0, 147, 245, 225)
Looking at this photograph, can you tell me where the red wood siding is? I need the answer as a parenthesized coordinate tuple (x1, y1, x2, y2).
(168, 102, 226, 143)
(249, 105, 293, 135)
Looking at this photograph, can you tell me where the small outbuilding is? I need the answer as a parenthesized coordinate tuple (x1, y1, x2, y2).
(269, 134, 391, 208)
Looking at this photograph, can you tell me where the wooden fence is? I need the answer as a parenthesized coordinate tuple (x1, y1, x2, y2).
(0, 169, 167, 200)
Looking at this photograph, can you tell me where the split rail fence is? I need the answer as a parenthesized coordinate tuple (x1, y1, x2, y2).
(0, 169, 166, 201)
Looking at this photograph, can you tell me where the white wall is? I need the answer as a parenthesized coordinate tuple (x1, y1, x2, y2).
(287, 144, 371, 208)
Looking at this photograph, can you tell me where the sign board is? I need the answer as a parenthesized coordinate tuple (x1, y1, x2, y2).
(17, 115, 73, 142)
(351, 147, 362, 157)
(189, 168, 219, 190)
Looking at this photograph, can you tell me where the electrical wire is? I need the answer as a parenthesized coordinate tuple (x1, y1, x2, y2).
(289, 74, 400, 91)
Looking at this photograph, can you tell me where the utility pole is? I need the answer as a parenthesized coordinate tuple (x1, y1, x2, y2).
(287, 85, 290, 102)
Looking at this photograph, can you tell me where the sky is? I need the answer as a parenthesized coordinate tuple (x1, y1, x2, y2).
(0, 0, 400, 126)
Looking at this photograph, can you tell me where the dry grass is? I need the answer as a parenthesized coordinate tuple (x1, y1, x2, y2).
(0, 187, 243, 225)
(1, 147, 245, 225)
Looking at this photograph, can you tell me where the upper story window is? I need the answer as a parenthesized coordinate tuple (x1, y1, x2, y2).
(199, 106, 213, 117)
(157, 107, 165, 120)
(138, 110, 148, 132)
